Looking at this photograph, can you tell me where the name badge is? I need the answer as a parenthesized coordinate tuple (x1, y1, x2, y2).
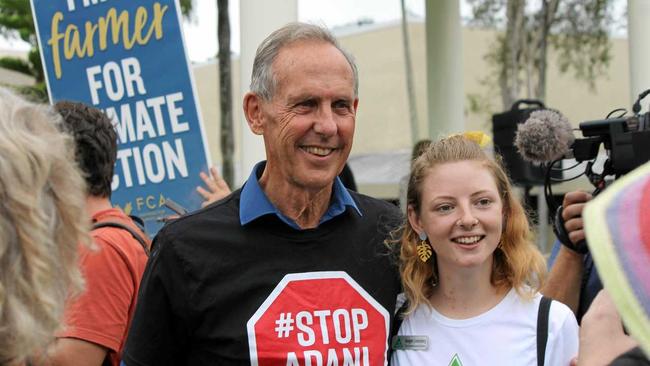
(391, 335, 429, 350)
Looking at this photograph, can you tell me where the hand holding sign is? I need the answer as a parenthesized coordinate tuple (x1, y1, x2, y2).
(197, 166, 231, 207)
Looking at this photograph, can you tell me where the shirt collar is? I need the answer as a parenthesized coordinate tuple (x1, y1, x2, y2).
(239, 161, 362, 229)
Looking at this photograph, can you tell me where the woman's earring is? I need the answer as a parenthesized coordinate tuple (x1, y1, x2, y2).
(416, 232, 433, 262)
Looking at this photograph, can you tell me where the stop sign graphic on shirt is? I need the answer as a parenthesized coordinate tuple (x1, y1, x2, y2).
(247, 271, 390, 366)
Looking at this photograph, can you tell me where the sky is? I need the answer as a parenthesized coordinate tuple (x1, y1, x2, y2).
(182, 0, 430, 62)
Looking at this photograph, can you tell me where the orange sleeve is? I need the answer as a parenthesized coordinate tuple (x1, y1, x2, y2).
(58, 237, 136, 352)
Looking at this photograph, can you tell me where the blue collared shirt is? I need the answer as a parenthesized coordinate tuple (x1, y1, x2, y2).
(239, 162, 362, 230)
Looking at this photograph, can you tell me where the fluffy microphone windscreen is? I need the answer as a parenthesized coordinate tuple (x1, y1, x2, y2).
(515, 109, 575, 163)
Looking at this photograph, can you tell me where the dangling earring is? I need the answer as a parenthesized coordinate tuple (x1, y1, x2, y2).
(416, 232, 433, 262)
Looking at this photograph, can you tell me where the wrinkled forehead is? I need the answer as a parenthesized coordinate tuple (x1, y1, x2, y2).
(272, 40, 355, 91)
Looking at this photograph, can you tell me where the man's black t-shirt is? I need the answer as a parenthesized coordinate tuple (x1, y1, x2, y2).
(123, 189, 402, 365)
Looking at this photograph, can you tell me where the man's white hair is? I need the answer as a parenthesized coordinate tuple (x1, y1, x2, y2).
(250, 22, 359, 100)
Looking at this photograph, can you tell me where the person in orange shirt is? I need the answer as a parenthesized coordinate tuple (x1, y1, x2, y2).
(37, 102, 151, 366)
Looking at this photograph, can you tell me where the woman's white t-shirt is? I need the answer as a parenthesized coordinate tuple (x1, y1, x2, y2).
(391, 289, 579, 366)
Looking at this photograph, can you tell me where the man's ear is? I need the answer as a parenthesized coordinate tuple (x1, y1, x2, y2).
(407, 204, 424, 235)
(243, 92, 265, 135)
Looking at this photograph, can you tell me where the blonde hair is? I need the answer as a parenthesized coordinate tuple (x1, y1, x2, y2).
(396, 135, 546, 313)
(0, 88, 89, 364)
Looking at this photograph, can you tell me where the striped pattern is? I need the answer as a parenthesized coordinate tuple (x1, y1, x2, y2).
(584, 160, 650, 357)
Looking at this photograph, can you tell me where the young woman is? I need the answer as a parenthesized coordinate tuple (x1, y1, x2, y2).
(391, 134, 578, 366)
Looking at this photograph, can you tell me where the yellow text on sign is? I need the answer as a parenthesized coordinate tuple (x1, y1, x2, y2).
(47, 2, 169, 79)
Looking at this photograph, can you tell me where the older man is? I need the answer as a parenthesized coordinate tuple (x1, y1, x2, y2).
(122, 23, 401, 365)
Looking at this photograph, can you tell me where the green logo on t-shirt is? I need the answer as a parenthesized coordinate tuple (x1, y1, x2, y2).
(449, 353, 463, 366)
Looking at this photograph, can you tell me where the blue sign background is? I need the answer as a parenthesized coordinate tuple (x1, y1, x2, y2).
(31, 0, 210, 235)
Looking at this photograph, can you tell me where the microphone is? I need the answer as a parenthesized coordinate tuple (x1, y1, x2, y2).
(514, 109, 575, 163)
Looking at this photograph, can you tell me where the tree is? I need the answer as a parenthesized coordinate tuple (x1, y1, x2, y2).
(0, 0, 46, 100)
(178, 0, 193, 16)
(467, 0, 615, 110)
(217, 0, 234, 188)
(400, 0, 420, 143)
(174, 0, 234, 187)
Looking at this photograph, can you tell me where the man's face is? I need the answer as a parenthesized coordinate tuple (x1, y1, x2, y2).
(256, 40, 358, 192)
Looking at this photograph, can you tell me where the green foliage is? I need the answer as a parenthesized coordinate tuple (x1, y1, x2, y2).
(466, 0, 507, 28)
(14, 82, 47, 101)
(465, 72, 500, 125)
(27, 46, 43, 82)
(0, 55, 30, 74)
(551, 0, 613, 87)
(0, 0, 42, 100)
(0, 81, 47, 102)
(466, 0, 615, 110)
(0, 0, 34, 43)
(179, 0, 193, 18)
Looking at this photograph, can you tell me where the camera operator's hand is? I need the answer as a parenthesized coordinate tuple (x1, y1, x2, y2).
(542, 191, 592, 314)
(571, 290, 637, 366)
(562, 191, 592, 246)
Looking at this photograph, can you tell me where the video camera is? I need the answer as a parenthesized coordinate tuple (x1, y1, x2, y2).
(545, 89, 650, 253)
(569, 89, 650, 191)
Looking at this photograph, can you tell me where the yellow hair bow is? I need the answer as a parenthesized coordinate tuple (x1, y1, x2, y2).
(460, 131, 492, 148)
(463, 131, 492, 147)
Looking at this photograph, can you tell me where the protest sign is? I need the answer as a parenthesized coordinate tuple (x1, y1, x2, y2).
(31, 0, 211, 234)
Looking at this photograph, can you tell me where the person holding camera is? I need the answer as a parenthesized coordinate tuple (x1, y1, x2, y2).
(542, 191, 601, 322)
(37, 101, 151, 366)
